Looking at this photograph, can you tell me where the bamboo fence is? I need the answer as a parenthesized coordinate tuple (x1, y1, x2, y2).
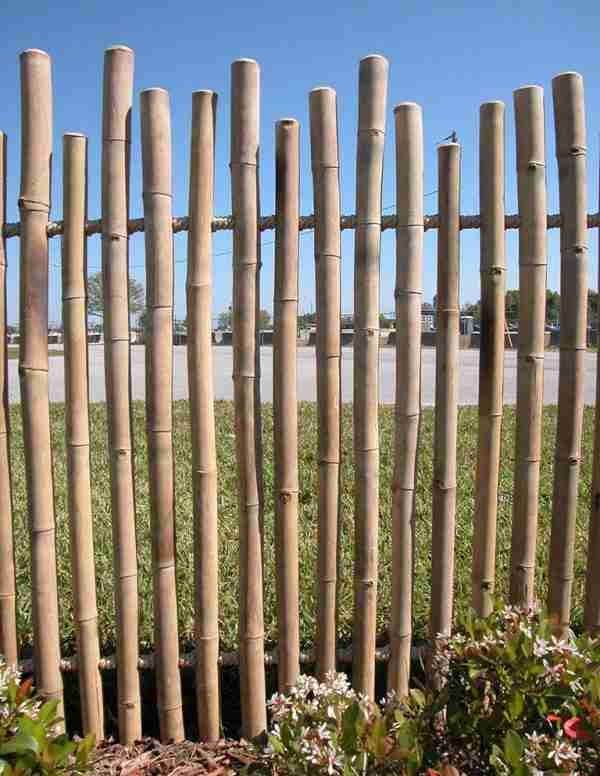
(3, 45, 600, 744)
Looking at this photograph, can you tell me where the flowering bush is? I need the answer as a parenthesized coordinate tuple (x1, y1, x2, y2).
(0, 657, 94, 776)
(250, 606, 600, 775)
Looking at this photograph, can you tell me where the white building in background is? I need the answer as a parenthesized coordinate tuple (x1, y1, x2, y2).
(421, 302, 435, 331)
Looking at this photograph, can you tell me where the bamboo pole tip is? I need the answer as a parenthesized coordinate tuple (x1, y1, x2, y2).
(20, 48, 50, 59)
(514, 84, 543, 99)
(481, 100, 505, 108)
(360, 53, 389, 67)
(553, 70, 582, 82)
(232, 58, 259, 71)
(310, 86, 335, 94)
(393, 101, 420, 113)
(141, 86, 168, 94)
(193, 89, 214, 96)
(64, 132, 85, 137)
(106, 44, 133, 54)
(277, 117, 298, 127)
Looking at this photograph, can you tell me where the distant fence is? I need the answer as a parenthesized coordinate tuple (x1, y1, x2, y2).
(0, 46, 599, 747)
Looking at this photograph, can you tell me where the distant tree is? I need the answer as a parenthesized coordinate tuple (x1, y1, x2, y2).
(259, 309, 271, 330)
(298, 311, 317, 329)
(87, 271, 145, 319)
(462, 301, 481, 324)
(217, 307, 271, 330)
(545, 289, 560, 327)
(589, 289, 599, 328)
(505, 289, 519, 325)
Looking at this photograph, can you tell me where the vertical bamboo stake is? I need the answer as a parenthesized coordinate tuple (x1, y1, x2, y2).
(548, 73, 587, 629)
(585, 152, 600, 635)
(431, 143, 460, 651)
(472, 102, 506, 618)
(509, 86, 547, 609)
(353, 55, 388, 699)
(309, 87, 341, 680)
(274, 118, 300, 693)
(0, 131, 17, 667)
(230, 58, 267, 738)
(187, 90, 220, 741)
(101, 45, 141, 743)
(141, 88, 184, 743)
(388, 103, 423, 696)
(18, 49, 63, 713)
(62, 133, 103, 738)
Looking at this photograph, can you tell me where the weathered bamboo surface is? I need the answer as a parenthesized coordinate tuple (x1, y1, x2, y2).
(231, 58, 267, 738)
(472, 102, 505, 618)
(18, 48, 63, 715)
(388, 102, 422, 697)
(187, 90, 220, 741)
(309, 86, 342, 680)
(0, 131, 16, 667)
(141, 87, 184, 743)
(62, 133, 104, 738)
(101, 45, 141, 744)
(509, 86, 547, 609)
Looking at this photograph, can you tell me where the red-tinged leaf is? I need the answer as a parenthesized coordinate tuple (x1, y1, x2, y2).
(15, 678, 33, 704)
(564, 716, 592, 741)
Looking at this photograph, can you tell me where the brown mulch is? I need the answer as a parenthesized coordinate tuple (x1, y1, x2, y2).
(90, 738, 264, 776)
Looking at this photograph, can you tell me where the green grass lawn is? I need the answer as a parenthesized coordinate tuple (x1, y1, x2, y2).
(7, 402, 596, 656)
(7, 347, 64, 359)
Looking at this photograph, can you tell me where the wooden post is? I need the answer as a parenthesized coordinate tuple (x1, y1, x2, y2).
(353, 54, 388, 699)
(230, 58, 266, 738)
(187, 90, 220, 741)
(141, 88, 184, 742)
(509, 86, 547, 609)
(101, 45, 141, 744)
(309, 86, 341, 680)
(388, 102, 422, 697)
(18, 48, 63, 714)
(274, 118, 300, 693)
(472, 102, 505, 618)
(431, 143, 460, 650)
(0, 131, 17, 667)
(62, 133, 103, 738)
(548, 73, 587, 629)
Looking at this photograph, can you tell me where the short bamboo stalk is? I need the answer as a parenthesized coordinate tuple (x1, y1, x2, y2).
(431, 143, 460, 653)
(274, 118, 300, 693)
(548, 73, 587, 629)
(101, 45, 141, 744)
(18, 48, 63, 713)
(309, 86, 342, 680)
(388, 102, 423, 697)
(187, 90, 220, 741)
(509, 86, 547, 609)
(0, 131, 17, 667)
(62, 133, 104, 738)
(352, 54, 388, 699)
(230, 58, 267, 738)
(141, 88, 184, 743)
(472, 102, 506, 618)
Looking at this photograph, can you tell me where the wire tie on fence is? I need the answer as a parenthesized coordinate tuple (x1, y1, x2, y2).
(356, 219, 383, 227)
(229, 161, 257, 169)
(101, 231, 128, 241)
(117, 571, 138, 581)
(18, 197, 50, 213)
(526, 160, 545, 170)
(311, 162, 339, 170)
(142, 190, 172, 199)
(242, 634, 265, 641)
(195, 635, 219, 641)
(318, 457, 340, 465)
(396, 222, 424, 229)
(103, 136, 130, 143)
(357, 127, 385, 136)
(522, 457, 541, 464)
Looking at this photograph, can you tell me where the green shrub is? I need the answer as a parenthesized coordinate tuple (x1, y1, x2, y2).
(249, 606, 600, 775)
(0, 658, 94, 776)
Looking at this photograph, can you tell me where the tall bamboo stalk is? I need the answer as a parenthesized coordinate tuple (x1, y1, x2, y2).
(309, 87, 341, 680)
(274, 118, 300, 693)
(62, 133, 103, 738)
(548, 73, 587, 630)
(585, 152, 600, 635)
(18, 48, 63, 713)
(187, 90, 220, 741)
(509, 86, 547, 609)
(472, 102, 506, 618)
(141, 88, 184, 743)
(230, 58, 266, 738)
(0, 131, 17, 667)
(101, 45, 141, 744)
(388, 102, 423, 697)
(353, 54, 388, 699)
(431, 143, 460, 651)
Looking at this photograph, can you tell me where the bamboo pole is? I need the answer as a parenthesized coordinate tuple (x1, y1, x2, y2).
(230, 58, 266, 738)
(101, 45, 141, 744)
(548, 73, 587, 630)
(431, 143, 460, 651)
(62, 133, 103, 738)
(187, 90, 220, 741)
(509, 86, 547, 609)
(388, 102, 423, 697)
(309, 86, 342, 680)
(18, 49, 63, 713)
(0, 131, 17, 667)
(273, 118, 300, 693)
(353, 55, 388, 699)
(141, 88, 184, 743)
(472, 102, 506, 618)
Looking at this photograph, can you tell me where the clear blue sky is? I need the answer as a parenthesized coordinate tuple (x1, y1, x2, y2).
(1, 0, 599, 325)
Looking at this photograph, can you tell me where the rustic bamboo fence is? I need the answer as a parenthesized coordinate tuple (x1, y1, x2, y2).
(2, 46, 600, 744)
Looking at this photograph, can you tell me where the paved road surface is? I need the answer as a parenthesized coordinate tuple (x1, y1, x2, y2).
(7, 345, 598, 406)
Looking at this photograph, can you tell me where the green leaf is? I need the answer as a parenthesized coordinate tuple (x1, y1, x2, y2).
(0, 734, 40, 756)
(503, 730, 524, 768)
(507, 692, 524, 721)
(341, 703, 361, 752)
